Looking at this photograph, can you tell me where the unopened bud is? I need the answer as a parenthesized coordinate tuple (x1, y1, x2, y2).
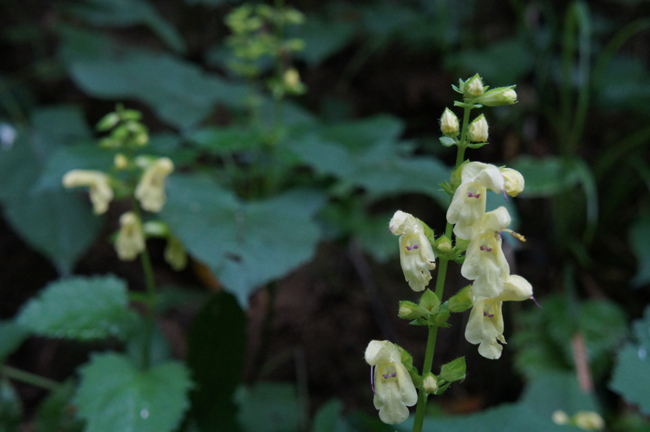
(422, 374, 438, 394)
(464, 74, 484, 98)
(500, 167, 524, 197)
(553, 411, 569, 425)
(468, 114, 488, 142)
(284, 68, 301, 87)
(398, 301, 428, 320)
(448, 285, 474, 313)
(114, 154, 128, 170)
(436, 236, 452, 252)
(440, 108, 459, 135)
(474, 86, 517, 107)
(574, 411, 605, 431)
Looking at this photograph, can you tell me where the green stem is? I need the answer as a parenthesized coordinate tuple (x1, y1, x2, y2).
(0, 365, 60, 391)
(139, 243, 157, 370)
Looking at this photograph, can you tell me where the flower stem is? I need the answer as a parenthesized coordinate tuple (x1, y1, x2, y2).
(0, 365, 60, 391)
(139, 244, 157, 370)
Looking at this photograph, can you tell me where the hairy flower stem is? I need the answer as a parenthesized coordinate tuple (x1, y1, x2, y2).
(412, 106, 472, 432)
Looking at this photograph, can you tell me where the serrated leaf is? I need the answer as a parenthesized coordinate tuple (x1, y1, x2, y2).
(235, 383, 302, 432)
(629, 215, 650, 288)
(187, 292, 246, 431)
(59, 27, 247, 130)
(17, 275, 137, 340)
(34, 380, 84, 432)
(439, 136, 456, 147)
(0, 321, 29, 361)
(439, 357, 465, 382)
(74, 353, 192, 432)
(161, 175, 325, 306)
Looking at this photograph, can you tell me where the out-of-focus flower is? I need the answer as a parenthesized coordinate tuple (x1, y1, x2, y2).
(115, 212, 145, 261)
(390, 211, 436, 292)
(500, 167, 525, 197)
(135, 157, 174, 212)
(62, 170, 113, 215)
(365, 340, 417, 425)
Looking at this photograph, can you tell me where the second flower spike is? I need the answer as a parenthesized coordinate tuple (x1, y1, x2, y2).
(389, 211, 436, 292)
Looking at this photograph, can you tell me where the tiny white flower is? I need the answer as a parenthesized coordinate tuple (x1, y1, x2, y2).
(115, 212, 145, 261)
(62, 170, 114, 215)
(461, 207, 511, 298)
(446, 162, 505, 240)
(135, 157, 174, 212)
(365, 340, 417, 425)
(389, 211, 436, 292)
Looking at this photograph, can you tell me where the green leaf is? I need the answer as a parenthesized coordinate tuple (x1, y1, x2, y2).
(59, 27, 248, 130)
(74, 353, 192, 432)
(315, 115, 405, 152)
(189, 126, 262, 155)
(292, 19, 354, 66)
(629, 214, 650, 288)
(312, 399, 353, 432)
(187, 292, 246, 431)
(521, 371, 599, 418)
(0, 321, 29, 361)
(439, 357, 466, 382)
(66, 0, 187, 53)
(0, 379, 22, 432)
(34, 380, 84, 432)
(17, 275, 138, 340)
(161, 175, 325, 306)
(509, 156, 580, 198)
(235, 383, 302, 432)
(288, 135, 450, 206)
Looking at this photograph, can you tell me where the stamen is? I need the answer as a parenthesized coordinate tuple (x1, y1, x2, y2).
(530, 295, 542, 308)
(371, 366, 375, 393)
(475, 193, 481, 198)
(483, 311, 494, 318)
(486, 248, 493, 252)
(467, 193, 481, 199)
(503, 189, 509, 202)
(413, 244, 419, 249)
(480, 245, 485, 251)
(488, 313, 494, 318)
(508, 230, 526, 242)
(382, 372, 397, 379)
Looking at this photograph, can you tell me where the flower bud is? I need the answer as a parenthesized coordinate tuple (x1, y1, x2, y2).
(398, 301, 428, 320)
(115, 212, 145, 261)
(468, 114, 488, 142)
(500, 167, 524, 197)
(448, 285, 474, 313)
(436, 236, 452, 252)
(474, 86, 517, 106)
(114, 154, 128, 170)
(573, 411, 605, 431)
(552, 411, 569, 425)
(422, 374, 438, 394)
(440, 108, 459, 135)
(464, 74, 484, 98)
(284, 68, 301, 87)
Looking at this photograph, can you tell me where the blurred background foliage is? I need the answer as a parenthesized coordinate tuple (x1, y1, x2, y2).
(1, 0, 650, 431)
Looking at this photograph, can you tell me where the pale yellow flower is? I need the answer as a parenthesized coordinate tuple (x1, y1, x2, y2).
(115, 212, 145, 261)
(574, 411, 605, 431)
(468, 114, 488, 142)
(135, 157, 174, 212)
(440, 108, 459, 135)
(62, 170, 113, 215)
(365, 340, 417, 425)
(389, 211, 436, 292)
(500, 167, 525, 197)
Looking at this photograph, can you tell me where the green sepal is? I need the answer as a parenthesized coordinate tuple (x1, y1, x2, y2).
(416, 219, 435, 247)
(453, 255, 466, 264)
(419, 289, 440, 312)
(409, 318, 428, 326)
(396, 345, 422, 388)
(440, 181, 454, 196)
(453, 100, 478, 109)
(96, 113, 120, 132)
(439, 136, 457, 147)
(434, 381, 452, 395)
(440, 357, 466, 382)
(455, 237, 470, 251)
(431, 303, 450, 328)
(448, 285, 474, 313)
(467, 142, 489, 149)
(398, 301, 429, 320)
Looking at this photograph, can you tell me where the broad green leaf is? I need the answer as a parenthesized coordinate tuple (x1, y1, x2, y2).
(315, 115, 404, 152)
(439, 357, 466, 382)
(187, 292, 246, 431)
(0, 379, 21, 432)
(59, 27, 248, 130)
(312, 399, 353, 432)
(288, 135, 450, 206)
(610, 305, 650, 415)
(520, 371, 599, 419)
(235, 383, 302, 432)
(0, 106, 101, 273)
(629, 215, 650, 288)
(17, 275, 137, 340)
(510, 156, 580, 197)
(66, 0, 187, 53)
(0, 321, 29, 361)
(161, 175, 325, 306)
(395, 403, 565, 432)
(34, 380, 84, 432)
(74, 353, 192, 432)
(594, 55, 650, 115)
(189, 126, 262, 155)
(292, 19, 354, 66)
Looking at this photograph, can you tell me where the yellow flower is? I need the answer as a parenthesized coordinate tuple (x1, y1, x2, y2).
(115, 212, 145, 261)
(500, 167, 525, 197)
(135, 157, 174, 212)
(389, 211, 436, 292)
(365, 340, 417, 425)
(468, 114, 488, 142)
(574, 411, 605, 431)
(62, 170, 113, 214)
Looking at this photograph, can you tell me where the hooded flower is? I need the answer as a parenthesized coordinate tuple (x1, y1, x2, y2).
(365, 340, 417, 425)
(115, 212, 145, 261)
(461, 207, 511, 298)
(62, 170, 113, 214)
(446, 162, 505, 240)
(135, 157, 174, 212)
(389, 211, 436, 292)
(465, 275, 533, 359)
(500, 167, 525, 197)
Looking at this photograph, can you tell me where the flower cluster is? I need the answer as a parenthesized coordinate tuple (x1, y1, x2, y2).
(61, 105, 186, 270)
(447, 161, 533, 359)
